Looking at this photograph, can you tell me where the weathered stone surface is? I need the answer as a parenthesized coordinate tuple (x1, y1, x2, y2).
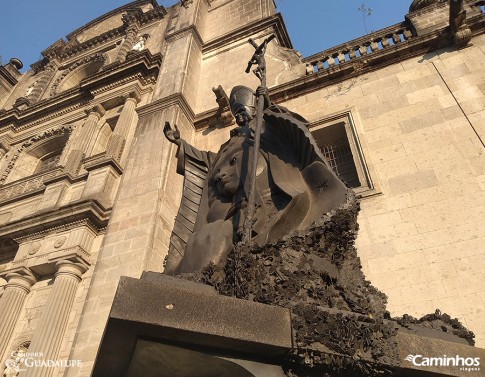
(93, 274, 292, 376)
(110, 274, 292, 356)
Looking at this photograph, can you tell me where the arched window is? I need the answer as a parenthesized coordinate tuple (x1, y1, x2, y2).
(50, 53, 107, 96)
(5, 132, 69, 184)
(34, 150, 62, 174)
(57, 59, 105, 92)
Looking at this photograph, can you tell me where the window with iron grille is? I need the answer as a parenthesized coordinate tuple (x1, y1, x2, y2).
(309, 111, 379, 197)
(35, 151, 61, 174)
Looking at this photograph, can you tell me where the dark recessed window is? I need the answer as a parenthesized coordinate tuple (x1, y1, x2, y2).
(35, 151, 61, 174)
(309, 111, 379, 198)
(312, 122, 360, 188)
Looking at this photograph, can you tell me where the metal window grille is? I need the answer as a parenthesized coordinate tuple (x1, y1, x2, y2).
(312, 122, 361, 188)
(35, 153, 61, 174)
(320, 142, 360, 188)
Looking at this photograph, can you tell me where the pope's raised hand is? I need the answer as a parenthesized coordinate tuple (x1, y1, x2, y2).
(163, 122, 181, 146)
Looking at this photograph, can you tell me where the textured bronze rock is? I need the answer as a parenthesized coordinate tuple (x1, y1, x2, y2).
(178, 193, 475, 376)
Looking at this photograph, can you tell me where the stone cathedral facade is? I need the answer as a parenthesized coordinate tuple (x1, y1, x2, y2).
(0, 0, 484, 376)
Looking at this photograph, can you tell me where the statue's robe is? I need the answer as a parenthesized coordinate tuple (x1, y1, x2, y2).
(164, 105, 348, 275)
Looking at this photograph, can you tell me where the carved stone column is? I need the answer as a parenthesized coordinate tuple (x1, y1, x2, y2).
(116, 24, 138, 63)
(65, 105, 105, 174)
(22, 261, 87, 377)
(0, 269, 36, 361)
(106, 92, 140, 161)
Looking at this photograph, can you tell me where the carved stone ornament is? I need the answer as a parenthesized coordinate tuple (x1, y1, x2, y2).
(29, 242, 42, 255)
(53, 235, 67, 249)
(0, 124, 73, 184)
(50, 53, 108, 96)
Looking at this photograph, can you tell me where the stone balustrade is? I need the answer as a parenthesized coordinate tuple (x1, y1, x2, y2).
(304, 22, 414, 74)
(0, 168, 63, 204)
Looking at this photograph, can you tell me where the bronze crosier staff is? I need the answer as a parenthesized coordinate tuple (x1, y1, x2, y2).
(241, 34, 275, 246)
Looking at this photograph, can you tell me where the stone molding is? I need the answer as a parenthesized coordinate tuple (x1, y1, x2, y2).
(165, 25, 204, 48)
(0, 51, 162, 129)
(84, 155, 124, 175)
(137, 92, 195, 122)
(50, 53, 109, 97)
(55, 259, 88, 282)
(0, 124, 73, 184)
(202, 13, 292, 54)
(32, 2, 166, 69)
(0, 267, 37, 292)
(0, 199, 110, 241)
(84, 104, 106, 118)
(14, 219, 98, 245)
(8, 246, 91, 278)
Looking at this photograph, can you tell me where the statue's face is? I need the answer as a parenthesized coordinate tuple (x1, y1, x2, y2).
(212, 144, 243, 197)
(211, 136, 267, 199)
(234, 108, 253, 127)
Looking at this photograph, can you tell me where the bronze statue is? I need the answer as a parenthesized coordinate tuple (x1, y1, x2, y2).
(163, 86, 348, 274)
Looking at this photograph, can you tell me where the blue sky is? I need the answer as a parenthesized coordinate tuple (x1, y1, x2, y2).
(0, 0, 411, 71)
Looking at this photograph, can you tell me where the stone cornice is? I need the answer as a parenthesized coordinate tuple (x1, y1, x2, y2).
(137, 92, 195, 123)
(66, 1, 159, 41)
(0, 51, 162, 130)
(81, 50, 162, 91)
(271, 18, 485, 104)
(84, 155, 124, 175)
(202, 13, 292, 54)
(0, 199, 110, 241)
(165, 25, 204, 48)
(0, 88, 92, 130)
(31, 1, 166, 70)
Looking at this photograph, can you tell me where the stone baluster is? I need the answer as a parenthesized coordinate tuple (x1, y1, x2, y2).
(22, 261, 87, 377)
(0, 270, 36, 361)
(349, 48, 357, 60)
(116, 24, 138, 63)
(106, 92, 140, 162)
(65, 105, 105, 174)
(370, 40, 379, 52)
(337, 51, 346, 64)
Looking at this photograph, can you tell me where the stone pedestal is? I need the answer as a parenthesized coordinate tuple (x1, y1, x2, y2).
(93, 273, 292, 377)
(93, 273, 485, 377)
